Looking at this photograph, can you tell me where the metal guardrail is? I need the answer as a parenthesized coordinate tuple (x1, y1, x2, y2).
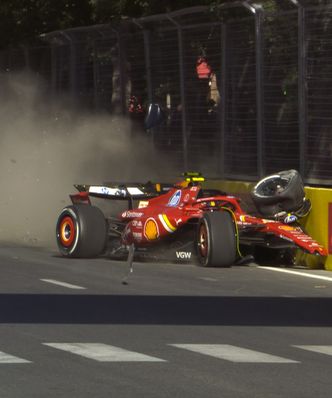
(1, 3, 332, 185)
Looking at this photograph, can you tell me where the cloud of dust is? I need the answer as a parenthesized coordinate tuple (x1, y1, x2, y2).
(0, 72, 171, 249)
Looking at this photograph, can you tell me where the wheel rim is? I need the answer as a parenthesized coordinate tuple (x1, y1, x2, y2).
(199, 222, 208, 258)
(58, 216, 76, 247)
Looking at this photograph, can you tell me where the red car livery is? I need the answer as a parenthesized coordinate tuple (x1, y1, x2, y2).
(56, 171, 327, 267)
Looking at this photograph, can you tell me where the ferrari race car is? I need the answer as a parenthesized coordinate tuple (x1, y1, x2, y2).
(56, 170, 327, 268)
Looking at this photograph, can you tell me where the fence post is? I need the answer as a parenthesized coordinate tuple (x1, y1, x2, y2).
(50, 44, 57, 95)
(283, 0, 307, 177)
(118, 33, 128, 115)
(220, 23, 227, 178)
(92, 39, 99, 110)
(177, 26, 188, 171)
(298, 3, 307, 178)
(23, 46, 30, 70)
(133, 21, 153, 104)
(69, 41, 77, 102)
(243, 2, 265, 178)
(143, 29, 153, 104)
(167, 16, 188, 171)
(255, 7, 265, 178)
(59, 31, 77, 102)
(111, 28, 128, 115)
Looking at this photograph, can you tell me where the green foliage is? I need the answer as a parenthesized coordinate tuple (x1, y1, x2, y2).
(90, 0, 215, 22)
(0, 0, 327, 49)
(0, 0, 93, 48)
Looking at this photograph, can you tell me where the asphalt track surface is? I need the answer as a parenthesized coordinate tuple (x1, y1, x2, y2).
(1, 245, 332, 398)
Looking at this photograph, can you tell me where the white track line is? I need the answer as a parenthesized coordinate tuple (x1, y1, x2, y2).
(170, 344, 298, 363)
(0, 351, 31, 364)
(258, 267, 332, 282)
(43, 343, 166, 362)
(293, 345, 332, 356)
(40, 279, 86, 290)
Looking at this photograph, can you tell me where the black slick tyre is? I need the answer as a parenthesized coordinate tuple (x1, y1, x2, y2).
(251, 169, 305, 217)
(197, 211, 237, 267)
(56, 204, 107, 258)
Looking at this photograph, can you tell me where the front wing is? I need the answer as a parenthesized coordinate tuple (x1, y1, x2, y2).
(237, 217, 327, 256)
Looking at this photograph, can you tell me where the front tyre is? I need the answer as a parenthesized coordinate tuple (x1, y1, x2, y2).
(56, 205, 107, 258)
(197, 211, 237, 267)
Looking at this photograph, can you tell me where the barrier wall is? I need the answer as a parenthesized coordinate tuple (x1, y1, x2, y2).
(299, 187, 332, 270)
(206, 180, 332, 270)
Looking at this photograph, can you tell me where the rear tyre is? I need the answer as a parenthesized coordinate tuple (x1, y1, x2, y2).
(56, 205, 107, 258)
(197, 211, 237, 267)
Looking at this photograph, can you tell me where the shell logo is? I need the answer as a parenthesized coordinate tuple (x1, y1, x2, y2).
(144, 218, 159, 240)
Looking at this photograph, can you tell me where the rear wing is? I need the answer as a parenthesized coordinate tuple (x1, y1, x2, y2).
(71, 182, 174, 208)
(71, 172, 207, 206)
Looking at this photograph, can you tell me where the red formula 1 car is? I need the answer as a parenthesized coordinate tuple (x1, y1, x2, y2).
(56, 170, 327, 267)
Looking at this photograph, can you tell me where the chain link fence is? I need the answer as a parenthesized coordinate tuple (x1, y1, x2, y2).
(1, 2, 332, 184)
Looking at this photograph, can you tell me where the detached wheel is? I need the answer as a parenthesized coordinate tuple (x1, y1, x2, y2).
(56, 205, 107, 258)
(251, 170, 305, 217)
(197, 211, 237, 267)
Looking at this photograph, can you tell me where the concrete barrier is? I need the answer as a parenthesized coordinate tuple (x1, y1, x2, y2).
(298, 187, 332, 270)
(205, 180, 332, 270)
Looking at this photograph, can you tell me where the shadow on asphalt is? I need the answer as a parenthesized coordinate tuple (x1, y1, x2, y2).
(1, 294, 332, 326)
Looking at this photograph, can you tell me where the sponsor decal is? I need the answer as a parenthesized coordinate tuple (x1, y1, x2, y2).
(138, 200, 149, 208)
(176, 251, 192, 259)
(284, 214, 297, 224)
(158, 214, 177, 233)
(122, 211, 143, 218)
(127, 187, 144, 195)
(89, 186, 126, 196)
(240, 215, 246, 222)
(168, 190, 182, 207)
(132, 220, 143, 228)
(279, 225, 295, 231)
(190, 186, 198, 192)
(144, 218, 159, 240)
(132, 232, 143, 242)
(184, 193, 190, 202)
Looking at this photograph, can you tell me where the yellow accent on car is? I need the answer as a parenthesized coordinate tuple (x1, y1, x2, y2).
(162, 214, 177, 232)
(183, 171, 205, 183)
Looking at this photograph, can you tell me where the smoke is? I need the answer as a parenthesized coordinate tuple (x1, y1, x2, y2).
(0, 72, 169, 248)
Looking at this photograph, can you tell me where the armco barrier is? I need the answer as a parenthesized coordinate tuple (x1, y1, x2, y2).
(205, 180, 332, 270)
